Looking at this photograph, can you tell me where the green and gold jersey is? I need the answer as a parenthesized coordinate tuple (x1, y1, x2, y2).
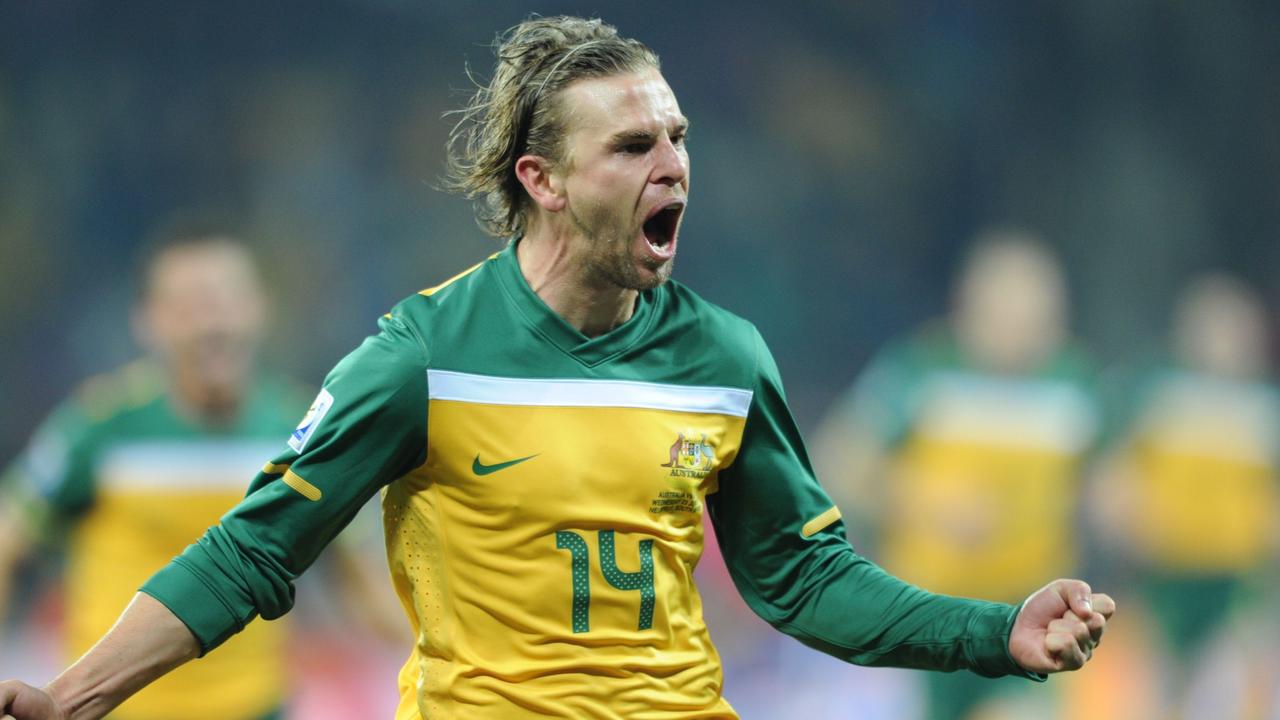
(833, 329, 1100, 602)
(1115, 369, 1280, 573)
(144, 243, 1036, 720)
(3, 361, 309, 720)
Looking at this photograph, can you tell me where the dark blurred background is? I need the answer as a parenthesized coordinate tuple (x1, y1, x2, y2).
(3, 2, 1279, 718)
(5, 1, 1280, 436)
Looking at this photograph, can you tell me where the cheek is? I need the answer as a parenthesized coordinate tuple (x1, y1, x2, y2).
(586, 160, 645, 198)
(574, 184, 627, 225)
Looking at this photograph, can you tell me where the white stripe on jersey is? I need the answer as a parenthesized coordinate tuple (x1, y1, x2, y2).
(97, 440, 283, 491)
(427, 369, 754, 418)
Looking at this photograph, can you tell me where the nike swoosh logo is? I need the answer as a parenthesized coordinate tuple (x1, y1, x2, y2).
(472, 453, 538, 476)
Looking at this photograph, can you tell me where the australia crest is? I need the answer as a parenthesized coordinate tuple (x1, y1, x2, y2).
(661, 432, 716, 479)
(651, 431, 716, 515)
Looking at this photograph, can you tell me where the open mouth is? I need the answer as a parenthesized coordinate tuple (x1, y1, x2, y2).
(642, 200, 684, 255)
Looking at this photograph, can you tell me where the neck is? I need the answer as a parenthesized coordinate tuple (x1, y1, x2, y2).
(170, 367, 243, 427)
(517, 227, 638, 338)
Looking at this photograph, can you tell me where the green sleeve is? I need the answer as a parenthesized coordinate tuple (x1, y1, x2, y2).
(706, 328, 1041, 680)
(140, 313, 430, 654)
(2, 396, 99, 535)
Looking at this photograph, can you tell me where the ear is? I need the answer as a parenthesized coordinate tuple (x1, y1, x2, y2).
(514, 154, 566, 213)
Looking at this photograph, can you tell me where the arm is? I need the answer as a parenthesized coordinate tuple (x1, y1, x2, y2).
(807, 411, 885, 549)
(0, 501, 33, 638)
(0, 393, 100, 641)
(707, 328, 1111, 676)
(807, 347, 912, 546)
(1, 594, 197, 720)
(326, 499, 412, 646)
(2, 313, 430, 718)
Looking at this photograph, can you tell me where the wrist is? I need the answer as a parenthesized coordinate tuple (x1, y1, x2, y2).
(44, 671, 104, 720)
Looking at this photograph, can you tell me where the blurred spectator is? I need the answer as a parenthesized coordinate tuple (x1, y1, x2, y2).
(1090, 273, 1280, 717)
(811, 230, 1102, 720)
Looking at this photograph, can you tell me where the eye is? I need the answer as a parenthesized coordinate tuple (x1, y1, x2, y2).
(619, 141, 651, 155)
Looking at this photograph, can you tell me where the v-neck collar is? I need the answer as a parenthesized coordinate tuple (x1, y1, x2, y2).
(492, 240, 662, 367)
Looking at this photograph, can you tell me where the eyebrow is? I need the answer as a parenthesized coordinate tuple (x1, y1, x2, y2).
(606, 118, 690, 145)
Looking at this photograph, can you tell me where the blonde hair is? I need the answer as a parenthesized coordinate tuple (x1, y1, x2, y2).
(444, 16, 660, 238)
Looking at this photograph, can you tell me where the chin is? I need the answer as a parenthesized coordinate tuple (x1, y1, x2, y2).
(632, 257, 674, 290)
(595, 252, 673, 292)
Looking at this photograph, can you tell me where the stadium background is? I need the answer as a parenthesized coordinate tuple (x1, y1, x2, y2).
(2, 1, 1279, 717)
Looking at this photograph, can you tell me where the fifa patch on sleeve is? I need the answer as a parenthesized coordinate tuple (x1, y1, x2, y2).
(288, 388, 334, 453)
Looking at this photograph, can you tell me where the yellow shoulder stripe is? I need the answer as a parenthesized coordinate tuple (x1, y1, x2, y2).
(419, 252, 500, 296)
(262, 461, 291, 475)
(283, 469, 322, 501)
(801, 505, 842, 538)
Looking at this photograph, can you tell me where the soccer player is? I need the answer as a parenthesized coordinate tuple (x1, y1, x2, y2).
(811, 233, 1103, 719)
(1091, 273, 1280, 713)
(0, 220, 311, 720)
(0, 17, 1113, 720)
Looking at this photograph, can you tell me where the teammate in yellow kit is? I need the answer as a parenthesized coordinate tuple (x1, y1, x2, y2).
(813, 232, 1103, 719)
(1092, 273, 1280, 716)
(0, 220, 303, 720)
(0, 219, 402, 719)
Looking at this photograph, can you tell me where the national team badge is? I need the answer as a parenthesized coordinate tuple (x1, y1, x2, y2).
(650, 431, 715, 515)
(660, 432, 716, 479)
(288, 388, 334, 453)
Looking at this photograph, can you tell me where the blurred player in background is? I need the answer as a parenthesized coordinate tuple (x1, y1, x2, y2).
(813, 230, 1103, 720)
(1091, 273, 1280, 717)
(1, 218, 313, 720)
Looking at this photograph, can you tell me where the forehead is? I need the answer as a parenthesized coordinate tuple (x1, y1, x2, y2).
(558, 69, 684, 138)
(149, 242, 257, 294)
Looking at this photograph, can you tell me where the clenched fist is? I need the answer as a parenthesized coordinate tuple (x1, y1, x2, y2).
(1009, 578, 1115, 673)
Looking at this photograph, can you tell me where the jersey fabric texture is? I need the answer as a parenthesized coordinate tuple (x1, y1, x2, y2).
(834, 329, 1101, 602)
(1115, 368, 1280, 573)
(142, 243, 1038, 719)
(3, 361, 307, 720)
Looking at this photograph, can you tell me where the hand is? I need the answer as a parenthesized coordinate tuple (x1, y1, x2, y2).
(1008, 578, 1115, 673)
(0, 681, 64, 720)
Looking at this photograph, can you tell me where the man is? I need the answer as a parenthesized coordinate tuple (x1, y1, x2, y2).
(811, 233, 1103, 719)
(1, 17, 1113, 720)
(0, 221, 310, 720)
(1092, 273, 1280, 715)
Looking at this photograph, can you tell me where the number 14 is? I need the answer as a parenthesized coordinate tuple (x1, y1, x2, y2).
(555, 529, 655, 633)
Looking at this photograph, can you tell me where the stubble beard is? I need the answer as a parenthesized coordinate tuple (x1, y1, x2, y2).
(567, 202, 672, 292)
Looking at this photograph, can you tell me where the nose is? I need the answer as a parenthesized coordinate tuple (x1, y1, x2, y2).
(651, 135, 688, 187)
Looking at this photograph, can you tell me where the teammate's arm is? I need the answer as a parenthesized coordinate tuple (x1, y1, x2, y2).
(807, 345, 913, 545)
(706, 327, 1112, 677)
(0, 497, 33, 640)
(0, 394, 100, 643)
(1, 313, 430, 720)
